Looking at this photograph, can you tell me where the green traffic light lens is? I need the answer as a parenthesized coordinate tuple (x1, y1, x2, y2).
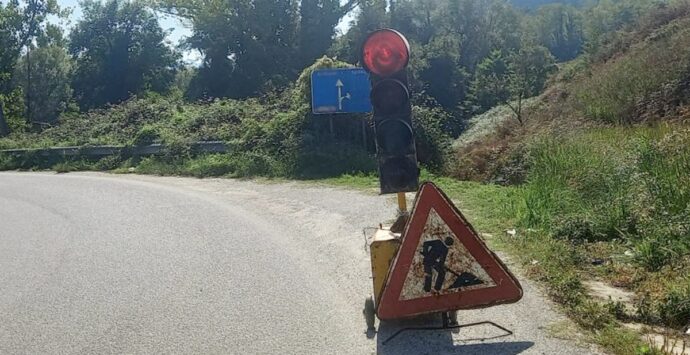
(376, 119, 414, 154)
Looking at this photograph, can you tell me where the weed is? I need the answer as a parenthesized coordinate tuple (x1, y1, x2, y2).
(657, 278, 690, 329)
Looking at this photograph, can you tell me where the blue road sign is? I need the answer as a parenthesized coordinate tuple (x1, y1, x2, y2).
(311, 68, 373, 114)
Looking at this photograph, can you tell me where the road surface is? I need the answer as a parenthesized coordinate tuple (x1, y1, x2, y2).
(0, 172, 599, 354)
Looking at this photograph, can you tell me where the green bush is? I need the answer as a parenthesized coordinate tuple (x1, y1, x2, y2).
(413, 105, 453, 172)
(94, 155, 123, 171)
(295, 143, 375, 179)
(552, 215, 606, 243)
(135, 156, 184, 175)
(657, 278, 690, 329)
(183, 154, 236, 177)
(132, 125, 160, 146)
(0, 55, 455, 179)
(633, 236, 676, 272)
(53, 159, 96, 173)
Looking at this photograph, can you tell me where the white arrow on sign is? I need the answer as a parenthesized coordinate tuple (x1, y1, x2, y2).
(336, 79, 351, 110)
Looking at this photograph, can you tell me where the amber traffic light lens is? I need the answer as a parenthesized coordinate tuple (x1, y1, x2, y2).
(371, 79, 409, 115)
(362, 29, 410, 76)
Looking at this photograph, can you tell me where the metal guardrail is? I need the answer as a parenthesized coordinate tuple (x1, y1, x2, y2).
(0, 141, 228, 157)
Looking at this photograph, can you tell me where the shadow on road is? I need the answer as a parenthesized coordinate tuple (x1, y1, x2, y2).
(374, 314, 534, 355)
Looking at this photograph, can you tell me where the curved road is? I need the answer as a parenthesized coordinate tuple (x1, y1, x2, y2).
(0, 172, 598, 354)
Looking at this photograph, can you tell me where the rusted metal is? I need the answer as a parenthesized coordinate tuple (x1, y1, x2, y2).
(389, 212, 408, 233)
(376, 182, 523, 320)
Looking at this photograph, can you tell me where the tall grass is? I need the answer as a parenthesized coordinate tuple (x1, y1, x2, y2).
(514, 124, 690, 328)
(575, 17, 690, 124)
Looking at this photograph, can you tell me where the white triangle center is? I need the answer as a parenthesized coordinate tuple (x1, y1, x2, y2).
(399, 208, 496, 301)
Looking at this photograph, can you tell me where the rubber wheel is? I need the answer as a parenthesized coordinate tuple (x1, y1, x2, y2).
(448, 311, 459, 326)
(364, 296, 376, 330)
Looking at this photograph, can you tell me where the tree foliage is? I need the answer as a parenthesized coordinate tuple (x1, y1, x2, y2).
(69, 0, 179, 109)
(15, 44, 73, 124)
(160, 0, 355, 99)
(0, 0, 676, 139)
(0, 0, 61, 135)
(469, 43, 555, 124)
(528, 4, 584, 61)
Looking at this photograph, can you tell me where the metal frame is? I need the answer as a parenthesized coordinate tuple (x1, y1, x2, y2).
(381, 312, 513, 345)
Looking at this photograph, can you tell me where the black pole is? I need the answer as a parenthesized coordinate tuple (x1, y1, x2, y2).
(0, 100, 9, 137)
(26, 45, 31, 126)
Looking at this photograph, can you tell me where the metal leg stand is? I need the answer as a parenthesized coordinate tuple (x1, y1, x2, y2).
(382, 311, 513, 345)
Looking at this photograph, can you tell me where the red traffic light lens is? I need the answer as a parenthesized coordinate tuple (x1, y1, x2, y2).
(362, 29, 410, 76)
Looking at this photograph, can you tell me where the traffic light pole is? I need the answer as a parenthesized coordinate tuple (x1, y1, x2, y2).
(397, 192, 407, 212)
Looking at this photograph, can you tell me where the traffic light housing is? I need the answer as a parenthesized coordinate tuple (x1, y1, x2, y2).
(362, 29, 419, 194)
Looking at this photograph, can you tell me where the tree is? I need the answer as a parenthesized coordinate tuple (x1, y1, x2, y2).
(467, 49, 510, 112)
(330, 0, 388, 63)
(69, 0, 179, 109)
(298, 0, 355, 68)
(0, 0, 61, 135)
(504, 43, 555, 124)
(469, 43, 555, 125)
(390, 0, 438, 45)
(161, 0, 355, 99)
(442, 0, 521, 72)
(583, 0, 655, 57)
(15, 44, 73, 124)
(529, 4, 584, 61)
(416, 36, 468, 113)
(169, 0, 300, 98)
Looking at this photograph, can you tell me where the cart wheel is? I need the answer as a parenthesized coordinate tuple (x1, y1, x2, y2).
(448, 311, 458, 326)
(363, 296, 376, 330)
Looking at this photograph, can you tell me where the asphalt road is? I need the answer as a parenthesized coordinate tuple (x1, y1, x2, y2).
(0, 172, 600, 354)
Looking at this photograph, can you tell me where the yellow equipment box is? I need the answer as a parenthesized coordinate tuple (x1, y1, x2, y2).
(369, 228, 402, 305)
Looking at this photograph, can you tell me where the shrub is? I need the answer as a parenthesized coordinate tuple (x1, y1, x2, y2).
(657, 279, 690, 329)
(413, 105, 452, 172)
(183, 154, 235, 177)
(95, 155, 123, 171)
(132, 125, 160, 146)
(552, 215, 606, 243)
(295, 143, 375, 179)
(634, 237, 676, 272)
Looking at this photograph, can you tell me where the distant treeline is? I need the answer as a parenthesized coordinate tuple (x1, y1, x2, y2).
(0, 0, 673, 136)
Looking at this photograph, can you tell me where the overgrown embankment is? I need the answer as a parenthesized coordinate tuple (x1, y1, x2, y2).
(0, 57, 450, 178)
(449, 3, 690, 352)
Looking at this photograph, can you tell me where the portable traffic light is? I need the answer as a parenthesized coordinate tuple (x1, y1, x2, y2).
(362, 29, 419, 194)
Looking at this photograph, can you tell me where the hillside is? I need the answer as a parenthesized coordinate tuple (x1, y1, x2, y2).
(450, 2, 690, 350)
(511, 0, 582, 9)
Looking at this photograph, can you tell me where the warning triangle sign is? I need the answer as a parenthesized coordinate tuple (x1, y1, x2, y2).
(377, 182, 522, 320)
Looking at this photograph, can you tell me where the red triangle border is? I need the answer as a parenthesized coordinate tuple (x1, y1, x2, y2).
(377, 182, 523, 320)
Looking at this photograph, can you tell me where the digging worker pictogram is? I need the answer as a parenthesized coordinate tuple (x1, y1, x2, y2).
(421, 237, 455, 292)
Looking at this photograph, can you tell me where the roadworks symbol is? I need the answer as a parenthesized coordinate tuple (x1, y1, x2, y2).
(400, 208, 495, 300)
